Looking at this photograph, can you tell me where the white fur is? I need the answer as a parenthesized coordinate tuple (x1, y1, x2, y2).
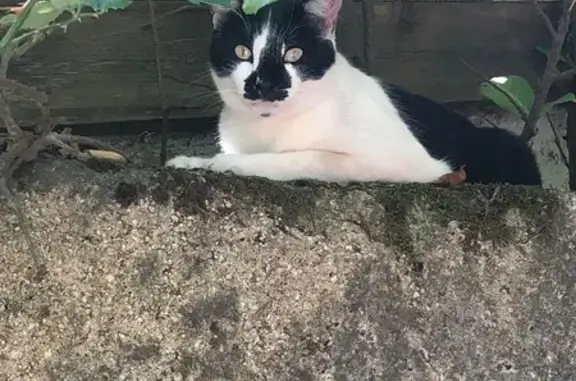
(166, 21, 453, 183)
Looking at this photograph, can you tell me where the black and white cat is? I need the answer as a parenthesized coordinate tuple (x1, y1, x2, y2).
(166, 0, 542, 186)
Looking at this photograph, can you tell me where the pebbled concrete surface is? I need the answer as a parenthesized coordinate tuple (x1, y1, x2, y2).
(0, 136, 576, 381)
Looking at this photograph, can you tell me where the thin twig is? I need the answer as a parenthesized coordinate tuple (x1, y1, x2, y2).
(160, 107, 169, 165)
(44, 133, 89, 160)
(0, 92, 20, 136)
(461, 58, 529, 120)
(0, 178, 46, 282)
(0, 130, 34, 175)
(58, 134, 131, 161)
(552, 67, 576, 82)
(545, 111, 570, 166)
(11, 32, 46, 59)
(0, 52, 9, 77)
(521, 0, 576, 142)
(0, 71, 53, 135)
(0, 0, 40, 52)
(0, 76, 48, 104)
(146, 0, 171, 166)
(532, 0, 556, 37)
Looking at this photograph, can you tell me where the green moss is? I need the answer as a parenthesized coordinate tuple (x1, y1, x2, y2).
(156, 169, 322, 232)
(115, 168, 563, 258)
(239, 178, 321, 232)
(369, 182, 561, 253)
(114, 169, 217, 215)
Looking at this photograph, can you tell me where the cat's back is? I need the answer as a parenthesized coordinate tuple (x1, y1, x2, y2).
(382, 83, 542, 185)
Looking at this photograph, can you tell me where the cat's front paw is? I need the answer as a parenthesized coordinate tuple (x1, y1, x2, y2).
(165, 155, 209, 170)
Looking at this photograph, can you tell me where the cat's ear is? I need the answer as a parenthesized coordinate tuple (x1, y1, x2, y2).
(211, 5, 227, 28)
(211, 0, 243, 28)
(304, 0, 343, 35)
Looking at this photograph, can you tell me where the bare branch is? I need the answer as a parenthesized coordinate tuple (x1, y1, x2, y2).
(0, 92, 20, 136)
(545, 112, 570, 167)
(0, 0, 41, 53)
(11, 31, 47, 59)
(58, 134, 131, 162)
(0, 178, 46, 282)
(532, 0, 556, 37)
(0, 76, 48, 104)
(521, 0, 575, 142)
(0, 1, 136, 285)
(552, 68, 576, 82)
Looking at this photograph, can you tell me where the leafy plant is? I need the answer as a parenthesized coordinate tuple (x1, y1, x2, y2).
(0, 0, 137, 280)
(0, 0, 134, 66)
(479, 74, 576, 120)
(185, 0, 281, 15)
(241, 0, 279, 14)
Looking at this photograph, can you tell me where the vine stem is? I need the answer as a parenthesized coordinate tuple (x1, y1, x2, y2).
(146, 0, 170, 165)
(520, 0, 576, 142)
(0, 0, 40, 53)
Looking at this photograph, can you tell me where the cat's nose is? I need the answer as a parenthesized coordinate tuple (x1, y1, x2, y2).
(243, 75, 288, 102)
(255, 77, 273, 93)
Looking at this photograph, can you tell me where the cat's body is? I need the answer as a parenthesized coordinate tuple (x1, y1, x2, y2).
(167, 0, 542, 186)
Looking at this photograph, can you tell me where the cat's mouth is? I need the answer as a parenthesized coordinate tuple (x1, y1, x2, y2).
(248, 100, 282, 117)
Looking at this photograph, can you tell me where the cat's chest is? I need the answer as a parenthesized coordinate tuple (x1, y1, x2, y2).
(219, 103, 343, 154)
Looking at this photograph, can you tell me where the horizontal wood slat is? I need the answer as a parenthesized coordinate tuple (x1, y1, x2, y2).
(365, 1, 555, 101)
(4, 0, 559, 126)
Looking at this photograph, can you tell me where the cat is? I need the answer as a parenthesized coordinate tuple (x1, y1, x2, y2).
(166, 0, 542, 186)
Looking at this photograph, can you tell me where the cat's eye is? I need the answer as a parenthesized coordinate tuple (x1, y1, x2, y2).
(234, 45, 252, 60)
(284, 47, 303, 63)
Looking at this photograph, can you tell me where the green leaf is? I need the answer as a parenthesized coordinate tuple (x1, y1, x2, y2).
(83, 0, 133, 11)
(542, 92, 576, 115)
(478, 75, 535, 119)
(50, 0, 83, 10)
(15, 0, 132, 31)
(184, 0, 281, 13)
(50, 0, 77, 9)
(242, 0, 280, 14)
(186, 0, 233, 7)
(19, 0, 65, 31)
(0, 13, 18, 27)
(45, 0, 132, 12)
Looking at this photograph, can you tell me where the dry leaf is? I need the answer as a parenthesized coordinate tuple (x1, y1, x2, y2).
(85, 149, 127, 164)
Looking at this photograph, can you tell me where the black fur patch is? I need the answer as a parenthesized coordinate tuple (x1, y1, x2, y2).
(385, 84, 542, 186)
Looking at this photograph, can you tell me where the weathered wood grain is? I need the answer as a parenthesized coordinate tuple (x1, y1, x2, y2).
(367, 1, 556, 100)
(8, 1, 214, 126)
(3, 0, 560, 126)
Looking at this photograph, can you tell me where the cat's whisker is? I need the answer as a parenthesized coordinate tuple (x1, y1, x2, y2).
(280, 3, 297, 40)
(193, 70, 214, 82)
(191, 92, 221, 104)
(231, 8, 252, 37)
(199, 98, 224, 116)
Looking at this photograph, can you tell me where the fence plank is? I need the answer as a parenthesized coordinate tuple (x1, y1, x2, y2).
(4, 0, 558, 126)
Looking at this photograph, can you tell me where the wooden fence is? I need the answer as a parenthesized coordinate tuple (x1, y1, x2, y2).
(6, 0, 559, 127)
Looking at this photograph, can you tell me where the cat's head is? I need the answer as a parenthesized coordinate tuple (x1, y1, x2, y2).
(208, 0, 342, 116)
